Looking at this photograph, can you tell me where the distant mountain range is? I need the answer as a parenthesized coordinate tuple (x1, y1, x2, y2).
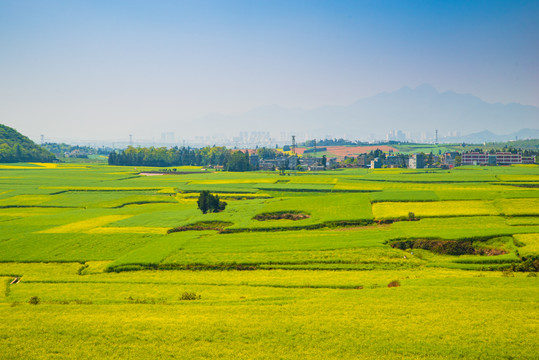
(443, 128, 539, 144)
(194, 84, 539, 140)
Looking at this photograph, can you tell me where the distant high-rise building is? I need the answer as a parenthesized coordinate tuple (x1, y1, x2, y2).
(161, 132, 175, 143)
(409, 154, 425, 169)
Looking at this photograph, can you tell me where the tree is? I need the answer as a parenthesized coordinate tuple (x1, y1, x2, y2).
(197, 191, 209, 214)
(197, 191, 227, 214)
(226, 150, 250, 171)
(256, 147, 277, 160)
(208, 193, 219, 212)
(427, 152, 434, 166)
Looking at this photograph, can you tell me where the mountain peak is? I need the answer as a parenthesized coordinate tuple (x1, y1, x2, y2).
(392, 83, 438, 96)
(414, 83, 437, 93)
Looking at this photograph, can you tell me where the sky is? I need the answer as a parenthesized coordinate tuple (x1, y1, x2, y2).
(0, 0, 538, 141)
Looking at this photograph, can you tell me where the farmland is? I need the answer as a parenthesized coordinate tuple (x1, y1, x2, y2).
(0, 163, 538, 359)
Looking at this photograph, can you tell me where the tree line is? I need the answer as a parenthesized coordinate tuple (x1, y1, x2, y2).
(108, 146, 253, 171)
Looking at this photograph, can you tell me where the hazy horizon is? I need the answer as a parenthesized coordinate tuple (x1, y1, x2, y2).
(1, 0, 538, 141)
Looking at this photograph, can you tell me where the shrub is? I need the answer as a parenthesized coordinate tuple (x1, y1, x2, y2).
(390, 240, 414, 251)
(180, 292, 201, 301)
(77, 264, 89, 275)
(28, 296, 41, 305)
(502, 268, 514, 277)
(74, 299, 93, 305)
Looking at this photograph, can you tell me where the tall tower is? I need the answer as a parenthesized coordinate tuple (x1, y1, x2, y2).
(291, 135, 296, 155)
(129, 134, 133, 146)
(40, 135, 44, 145)
(435, 129, 438, 145)
(313, 139, 317, 153)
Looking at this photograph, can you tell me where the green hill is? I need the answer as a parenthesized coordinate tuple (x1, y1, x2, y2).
(0, 124, 55, 162)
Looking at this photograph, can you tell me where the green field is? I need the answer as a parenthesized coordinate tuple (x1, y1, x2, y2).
(0, 163, 538, 359)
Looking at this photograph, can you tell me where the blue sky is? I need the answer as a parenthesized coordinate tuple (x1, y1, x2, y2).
(0, 0, 537, 140)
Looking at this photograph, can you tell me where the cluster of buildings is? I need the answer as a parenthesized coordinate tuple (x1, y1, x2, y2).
(323, 151, 535, 171)
(460, 152, 536, 166)
(249, 154, 333, 171)
(368, 155, 406, 169)
(230, 148, 537, 172)
(386, 151, 535, 169)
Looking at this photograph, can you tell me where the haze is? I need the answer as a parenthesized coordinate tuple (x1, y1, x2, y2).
(1, 0, 538, 142)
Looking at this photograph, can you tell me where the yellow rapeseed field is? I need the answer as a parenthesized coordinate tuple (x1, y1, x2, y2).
(39, 215, 132, 233)
(39, 186, 164, 191)
(497, 174, 539, 182)
(513, 233, 539, 255)
(0, 163, 58, 169)
(0, 194, 52, 205)
(332, 183, 383, 191)
(372, 200, 498, 219)
(496, 198, 539, 215)
(179, 192, 271, 199)
(189, 179, 276, 184)
(29, 162, 57, 168)
(0, 209, 56, 217)
(86, 226, 169, 234)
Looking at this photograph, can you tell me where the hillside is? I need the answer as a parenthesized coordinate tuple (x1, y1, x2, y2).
(0, 124, 55, 162)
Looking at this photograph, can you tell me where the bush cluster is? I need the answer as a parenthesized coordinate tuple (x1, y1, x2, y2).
(511, 256, 539, 272)
(253, 211, 310, 221)
(167, 221, 233, 234)
(391, 239, 475, 255)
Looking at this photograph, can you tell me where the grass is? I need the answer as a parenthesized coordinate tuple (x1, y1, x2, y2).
(0, 163, 537, 359)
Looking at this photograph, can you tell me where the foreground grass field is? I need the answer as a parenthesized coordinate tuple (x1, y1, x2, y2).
(0, 163, 538, 359)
